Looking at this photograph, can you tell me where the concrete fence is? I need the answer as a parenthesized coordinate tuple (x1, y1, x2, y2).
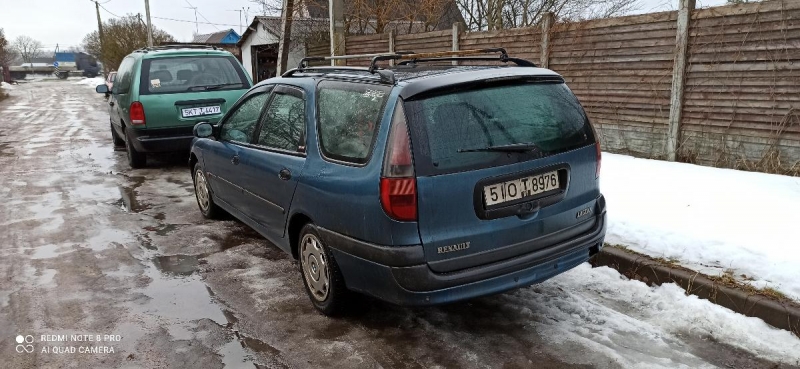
(308, 0, 800, 174)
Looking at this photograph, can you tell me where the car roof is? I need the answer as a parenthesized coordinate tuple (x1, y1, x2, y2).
(266, 65, 562, 98)
(129, 47, 234, 59)
(395, 66, 562, 99)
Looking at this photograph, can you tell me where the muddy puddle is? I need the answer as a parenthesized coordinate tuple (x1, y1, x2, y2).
(153, 254, 200, 276)
(116, 175, 149, 212)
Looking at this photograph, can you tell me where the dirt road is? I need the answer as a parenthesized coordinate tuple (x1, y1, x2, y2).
(1, 80, 798, 369)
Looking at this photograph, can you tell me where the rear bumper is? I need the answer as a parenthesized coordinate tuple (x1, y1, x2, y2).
(128, 126, 194, 153)
(321, 197, 607, 306)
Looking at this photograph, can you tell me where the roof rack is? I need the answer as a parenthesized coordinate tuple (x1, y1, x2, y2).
(289, 48, 536, 84)
(135, 44, 220, 53)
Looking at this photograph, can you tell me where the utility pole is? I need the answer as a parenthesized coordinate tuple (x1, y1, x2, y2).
(329, 0, 345, 66)
(93, 0, 106, 74)
(276, 0, 294, 75)
(144, 0, 154, 47)
(185, 6, 199, 34)
(228, 8, 248, 34)
(228, 9, 243, 34)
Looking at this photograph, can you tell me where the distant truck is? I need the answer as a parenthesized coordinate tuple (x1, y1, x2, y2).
(7, 52, 101, 80)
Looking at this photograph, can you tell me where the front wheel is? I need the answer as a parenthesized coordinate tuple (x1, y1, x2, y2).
(298, 224, 351, 316)
(193, 164, 221, 219)
(125, 128, 146, 168)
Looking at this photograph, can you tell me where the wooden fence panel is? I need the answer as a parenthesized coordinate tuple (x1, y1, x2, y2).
(549, 11, 678, 159)
(460, 27, 541, 63)
(681, 0, 800, 170)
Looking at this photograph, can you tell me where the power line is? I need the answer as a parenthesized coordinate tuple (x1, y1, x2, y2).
(95, 1, 240, 30)
(184, 0, 221, 31)
(150, 16, 241, 28)
(97, 3, 121, 18)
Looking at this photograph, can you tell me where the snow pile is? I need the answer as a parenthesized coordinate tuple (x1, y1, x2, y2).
(1, 81, 14, 90)
(602, 153, 800, 301)
(510, 264, 800, 367)
(75, 77, 105, 87)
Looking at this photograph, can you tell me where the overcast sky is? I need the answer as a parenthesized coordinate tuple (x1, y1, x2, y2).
(1, 0, 728, 50)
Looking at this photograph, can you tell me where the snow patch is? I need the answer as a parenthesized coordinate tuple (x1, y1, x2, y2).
(513, 264, 800, 367)
(1, 81, 15, 90)
(74, 77, 105, 87)
(602, 153, 800, 301)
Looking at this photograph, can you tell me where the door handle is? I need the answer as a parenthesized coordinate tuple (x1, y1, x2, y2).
(109, 101, 115, 106)
(231, 155, 240, 165)
(278, 168, 292, 180)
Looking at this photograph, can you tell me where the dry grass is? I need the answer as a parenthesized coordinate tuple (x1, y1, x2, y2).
(605, 244, 792, 302)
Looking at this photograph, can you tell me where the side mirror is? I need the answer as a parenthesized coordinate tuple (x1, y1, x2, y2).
(95, 84, 109, 94)
(193, 122, 214, 138)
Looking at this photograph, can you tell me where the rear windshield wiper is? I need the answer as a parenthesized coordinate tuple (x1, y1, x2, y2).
(457, 143, 544, 153)
(188, 83, 241, 91)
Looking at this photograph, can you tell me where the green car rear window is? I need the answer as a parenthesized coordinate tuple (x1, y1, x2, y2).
(139, 56, 250, 95)
(404, 80, 595, 176)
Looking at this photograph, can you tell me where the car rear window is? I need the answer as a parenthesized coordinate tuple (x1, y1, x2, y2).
(316, 81, 391, 164)
(140, 56, 249, 95)
(403, 80, 595, 175)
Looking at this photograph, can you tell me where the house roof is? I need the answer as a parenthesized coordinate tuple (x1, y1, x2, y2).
(192, 29, 240, 44)
(238, 16, 329, 47)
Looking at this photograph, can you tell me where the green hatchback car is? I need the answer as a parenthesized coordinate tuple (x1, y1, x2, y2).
(96, 45, 252, 168)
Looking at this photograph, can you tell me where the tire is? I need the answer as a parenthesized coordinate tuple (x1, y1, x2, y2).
(193, 163, 221, 219)
(125, 128, 146, 168)
(298, 223, 351, 316)
(111, 122, 124, 147)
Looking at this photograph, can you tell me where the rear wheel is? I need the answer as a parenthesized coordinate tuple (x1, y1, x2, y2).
(110, 122, 124, 147)
(125, 128, 146, 168)
(298, 224, 350, 316)
(193, 164, 221, 219)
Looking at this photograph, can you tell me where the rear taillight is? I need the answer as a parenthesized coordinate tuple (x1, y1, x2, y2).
(130, 101, 145, 125)
(380, 102, 417, 222)
(595, 142, 602, 178)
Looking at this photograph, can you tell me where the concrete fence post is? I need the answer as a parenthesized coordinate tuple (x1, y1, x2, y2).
(666, 0, 696, 161)
(389, 29, 395, 66)
(540, 12, 554, 69)
(329, 0, 346, 66)
(452, 23, 460, 66)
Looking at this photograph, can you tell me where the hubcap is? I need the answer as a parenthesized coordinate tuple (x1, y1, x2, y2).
(300, 233, 330, 301)
(194, 169, 210, 212)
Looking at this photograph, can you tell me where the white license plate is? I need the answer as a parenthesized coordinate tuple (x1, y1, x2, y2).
(483, 170, 559, 207)
(181, 106, 221, 118)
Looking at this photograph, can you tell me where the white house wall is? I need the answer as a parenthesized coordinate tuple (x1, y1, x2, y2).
(241, 22, 308, 80)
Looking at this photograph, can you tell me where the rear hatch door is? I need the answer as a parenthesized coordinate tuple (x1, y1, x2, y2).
(405, 78, 600, 273)
(138, 55, 251, 128)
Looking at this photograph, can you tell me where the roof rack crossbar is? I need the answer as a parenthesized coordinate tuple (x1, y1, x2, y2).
(396, 56, 536, 67)
(297, 51, 414, 70)
(289, 48, 534, 84)
(135, 44, 220, 52)
(370, 48, 512, 72)
(283, 66, 395, 84)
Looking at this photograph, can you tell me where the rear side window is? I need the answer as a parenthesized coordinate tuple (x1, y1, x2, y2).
(317, 81, 391, 164)
(404, 81, 595, 175)
(140, 56, 249, 95)
(114, 58, 136, 94)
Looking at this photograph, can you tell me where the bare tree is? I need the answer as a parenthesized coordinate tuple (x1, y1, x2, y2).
(456, 0, 640, 31)
(82, 15, 176, 71)
(0, 29, 18, 82)
(250, 0, 456, 35)
(13, 35, 43, 71)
